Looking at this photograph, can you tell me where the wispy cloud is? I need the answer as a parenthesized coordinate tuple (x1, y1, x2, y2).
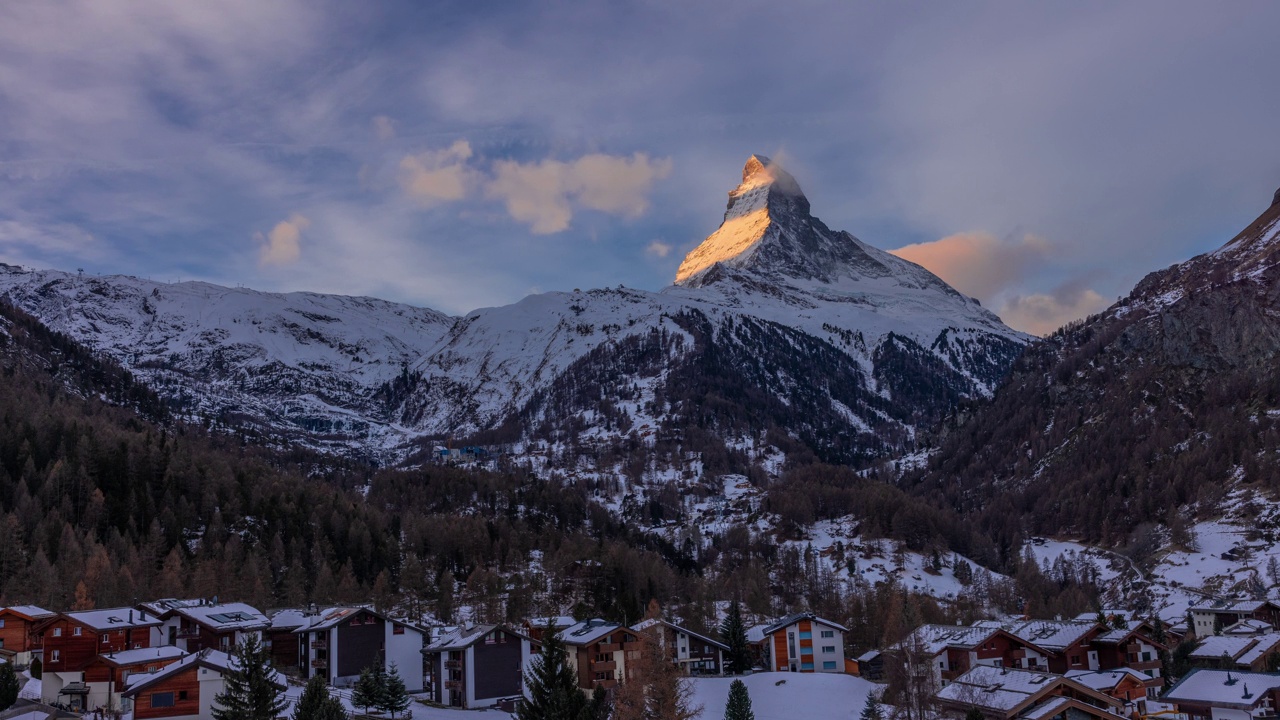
(646, 240, 672, 258)
(485, 153, 672, 234)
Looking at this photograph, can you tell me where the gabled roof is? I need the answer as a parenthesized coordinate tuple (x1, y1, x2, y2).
(0, 606, 55, 621)
(425, 624, 532, 652)
(121, 648, 285, 698)
(1163, 668, 1280, 710)
(936, 665, 1121, 717)
(899, 624, 1048, 657)
(61, 607, 163, 631)
(745, 623, 770, 644)
(526, 616, 576, 630)
(293, 606, 375, 632)
(1092, 621, 1168, 649)
(1190, 635, 1260, 663)
(1224, 619, 1274, 635)
(633, 618, 729, 651)
(761, 612, 848, 635)
(137, 598, 207, 619)
(1189, 599, 1280, 614)
(268, 608, 308, 631)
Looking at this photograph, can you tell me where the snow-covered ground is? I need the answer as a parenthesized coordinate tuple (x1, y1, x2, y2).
(690, 672, 879, 720)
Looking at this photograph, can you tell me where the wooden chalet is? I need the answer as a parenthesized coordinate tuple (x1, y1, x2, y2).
(559, 619, 643, 691)
(122, 648, 286, 720)
(633, 618, 728, 675)
(0, 605, 54, 666)
(935, 665, 1126, 720)
(36, 607, 163, 711)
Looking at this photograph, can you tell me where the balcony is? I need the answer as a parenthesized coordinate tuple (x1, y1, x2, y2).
(177, 628, 201, 639)
(311, 639, 328, 650)
(598, 643, 621, 653)
(445, 680, 463, 691)
(591, 661, 617, 673)
(444, 659, 462, 670)
(312, 658, 328, 669)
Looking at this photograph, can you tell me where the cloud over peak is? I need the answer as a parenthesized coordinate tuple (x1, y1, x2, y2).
(257, 214, 310, 267)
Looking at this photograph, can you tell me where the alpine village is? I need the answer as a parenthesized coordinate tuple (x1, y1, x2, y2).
(4, 5, 1280, 720)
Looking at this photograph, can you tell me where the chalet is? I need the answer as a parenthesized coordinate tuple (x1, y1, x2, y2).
(898, 624, 1051, 683)
(1224, 619, 1275, 636)
(761, 613, 847, 673)
(1005, 620, 1103, 674)
(264, 608, 307, 669)
(293, 606, 424, 692)
(559, 619, 644, 691)
(139, 599, 269, 653)
(1162, 668, 1280, 720)
(83, 646, 187, 712)
(857, 650, 886, 682)
(121, 648, 286, 720)
(0, 605, 54, 667)
(935, 665, 1126, 720)
(745, 623, 771, 670)
(1064, 668, 1149, 708)
(1089, 623, 1167, 696)
(633, 618, 728, 676)
(423, 624, 533, 709)
(1189, 600, 1280, 639)
(1189, 633, 1280, 672)
(38, 607, 163, 710)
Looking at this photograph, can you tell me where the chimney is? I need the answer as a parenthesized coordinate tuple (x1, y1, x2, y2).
(129, 610, 134, 623)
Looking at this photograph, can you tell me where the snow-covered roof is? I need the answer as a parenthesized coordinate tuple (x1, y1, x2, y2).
(175, 602, 269, 632)
(857, 650, 881, 662)
(745, 623, 770, 644)
(762, 612, 848, 636)
(1190, 599, 1278, 614)
(138, 598, 207, 617)
(64, 607, 163, 631)
(1007, 620, 1097, 651)
(1019, 696, 1073, 720)
(527, 616, 576, 629)
(425, 624, 531, 652)
(1234, 634, 1280, 668)
(293, 606, 374, 632)
(97, 646, 187, 667)
(1065, 668, 1147, 692)
(1190, 635, 1257, 662)
(936, 665, 1120, 716)
(0, 605, 55, 620)
(268, 608, 308, 630)
(560, 619, 627, 647)
(900, 625, 996, 655)
(1225, 619, 1274, 635)
(1163, 669, 1280, 710)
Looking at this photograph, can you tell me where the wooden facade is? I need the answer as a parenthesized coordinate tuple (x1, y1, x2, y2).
(131, 664, 200, 720)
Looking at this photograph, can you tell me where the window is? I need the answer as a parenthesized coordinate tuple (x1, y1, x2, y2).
(823, 661, 837, 670)
(1142, 651, 1152, 662)
(53, 628, 62, 637)
(395, 624, 406, 636)
(822, 646, 836, 654)
(0, 619, 5, 628)
(51, 650, 60, 662)
(101, 634, 109, 643)
(179, 691, 189, 701)
(821, 630, 834, 638)
(73, 627, 82, 636)
(151, 692, 175, 708)
(0, 639, 4, 649)
(1070, 655, 1081, 665)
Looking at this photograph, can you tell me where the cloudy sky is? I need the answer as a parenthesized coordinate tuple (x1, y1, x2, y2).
(2, 1, 1279, 334)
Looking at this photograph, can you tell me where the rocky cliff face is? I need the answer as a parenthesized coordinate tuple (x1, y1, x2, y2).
(0, 157, 1028, 468)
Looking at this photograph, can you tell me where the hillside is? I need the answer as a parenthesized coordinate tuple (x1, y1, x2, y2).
(902, 189, 1280, 569)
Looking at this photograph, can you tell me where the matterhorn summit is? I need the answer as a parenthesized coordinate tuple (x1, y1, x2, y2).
(674, 155, 972, 305)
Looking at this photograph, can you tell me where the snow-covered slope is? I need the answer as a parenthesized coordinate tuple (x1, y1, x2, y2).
(0, 156, 1028, 465)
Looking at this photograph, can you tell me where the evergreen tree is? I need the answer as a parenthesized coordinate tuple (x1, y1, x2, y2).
(313, 698, 349, 720)
(858, 693, 881, 720)
(719, 600, 752, 675)
(212, 635, 287, 720)
(724, 678, 755, 720)
(351, 666, 383, 715)
(382, 663, 412, 717)
(291, 675, 330, 720)
(0, 663, 19, 711)
(517, 630, 587, 720)
(583, 685, 611, 720)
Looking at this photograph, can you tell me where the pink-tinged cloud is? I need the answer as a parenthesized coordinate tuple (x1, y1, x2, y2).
(257, 214, 309, 267)
(398, 140, 475, 206)
(1000, 286, 1109, 336)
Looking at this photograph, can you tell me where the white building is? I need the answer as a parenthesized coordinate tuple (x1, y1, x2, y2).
(292, 606, 424, 692)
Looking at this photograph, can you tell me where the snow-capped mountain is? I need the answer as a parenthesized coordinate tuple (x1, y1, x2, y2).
(0, 156, 1027, 465)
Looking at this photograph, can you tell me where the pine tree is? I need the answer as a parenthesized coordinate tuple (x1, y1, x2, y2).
(291, 675, 330, 720)
(0, 663, 19, 711)
(719, 600, 752, 675)
(858, 693, 881, 720)
(583, 685, 611, 720)
(313, 698, 348, 720)
(517, 630, 587, 720)
(352, 666, 382, 715)
(724, 678, 755, 720)
(382, 663, 412, 718)
(212, 635, 287, 720)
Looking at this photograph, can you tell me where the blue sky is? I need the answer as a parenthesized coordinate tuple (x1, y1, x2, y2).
(2, 1, 1279, 333)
